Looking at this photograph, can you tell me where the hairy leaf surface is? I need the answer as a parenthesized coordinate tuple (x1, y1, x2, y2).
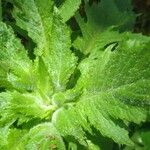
(0, 0, 150, 149)
(74, 0, 135, 54)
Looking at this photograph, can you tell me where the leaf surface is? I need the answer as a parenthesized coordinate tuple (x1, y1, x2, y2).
(74, 0, 135, 54)
(13, 0, 53, 55)
(59, 0, 81, 22)
(53, 33, 150, 146)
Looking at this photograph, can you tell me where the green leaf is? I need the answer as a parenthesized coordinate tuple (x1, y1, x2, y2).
(34, 57, 53, 98)
(13, 1, 77, 91)
(23, 123, 65, 150)
(0, 124, 65, 150)
(0, 126, 9, 146)
(0, 22, 34, 92)
(44, 10, 77, 92)
(77, 32, 150, 96)
(53, 95, 134, 146)
(0, 66, 10, 89)
(0, 129, 26, 150)
(53, 33, 150, 146)
(13, 0, 53, 56)
(74, 0, 136, 54)
(52, 107, 88, 146)
(59, 0, 81, 22)
(11, 92, 56, 120)
(125, 130, 150, 150)
(140, 131, 150, 150)
(0, 0, 150, 149)
(0, 91, 57, 126)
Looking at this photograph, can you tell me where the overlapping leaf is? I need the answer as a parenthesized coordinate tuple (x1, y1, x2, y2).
(0, 22, 33, 92)
(13, 0, 77, 92)
(0, 0, 150, 149)
(74, 0, 136, 54)
(53, 33, 150, 146)
(125, 129, 150, 150)
(23, 123, 65, 150)
(13, 0, 53, 56)
(59, 0, 81, 22)
(1, 123, 65, 150)
(0, 1, 78, 148)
